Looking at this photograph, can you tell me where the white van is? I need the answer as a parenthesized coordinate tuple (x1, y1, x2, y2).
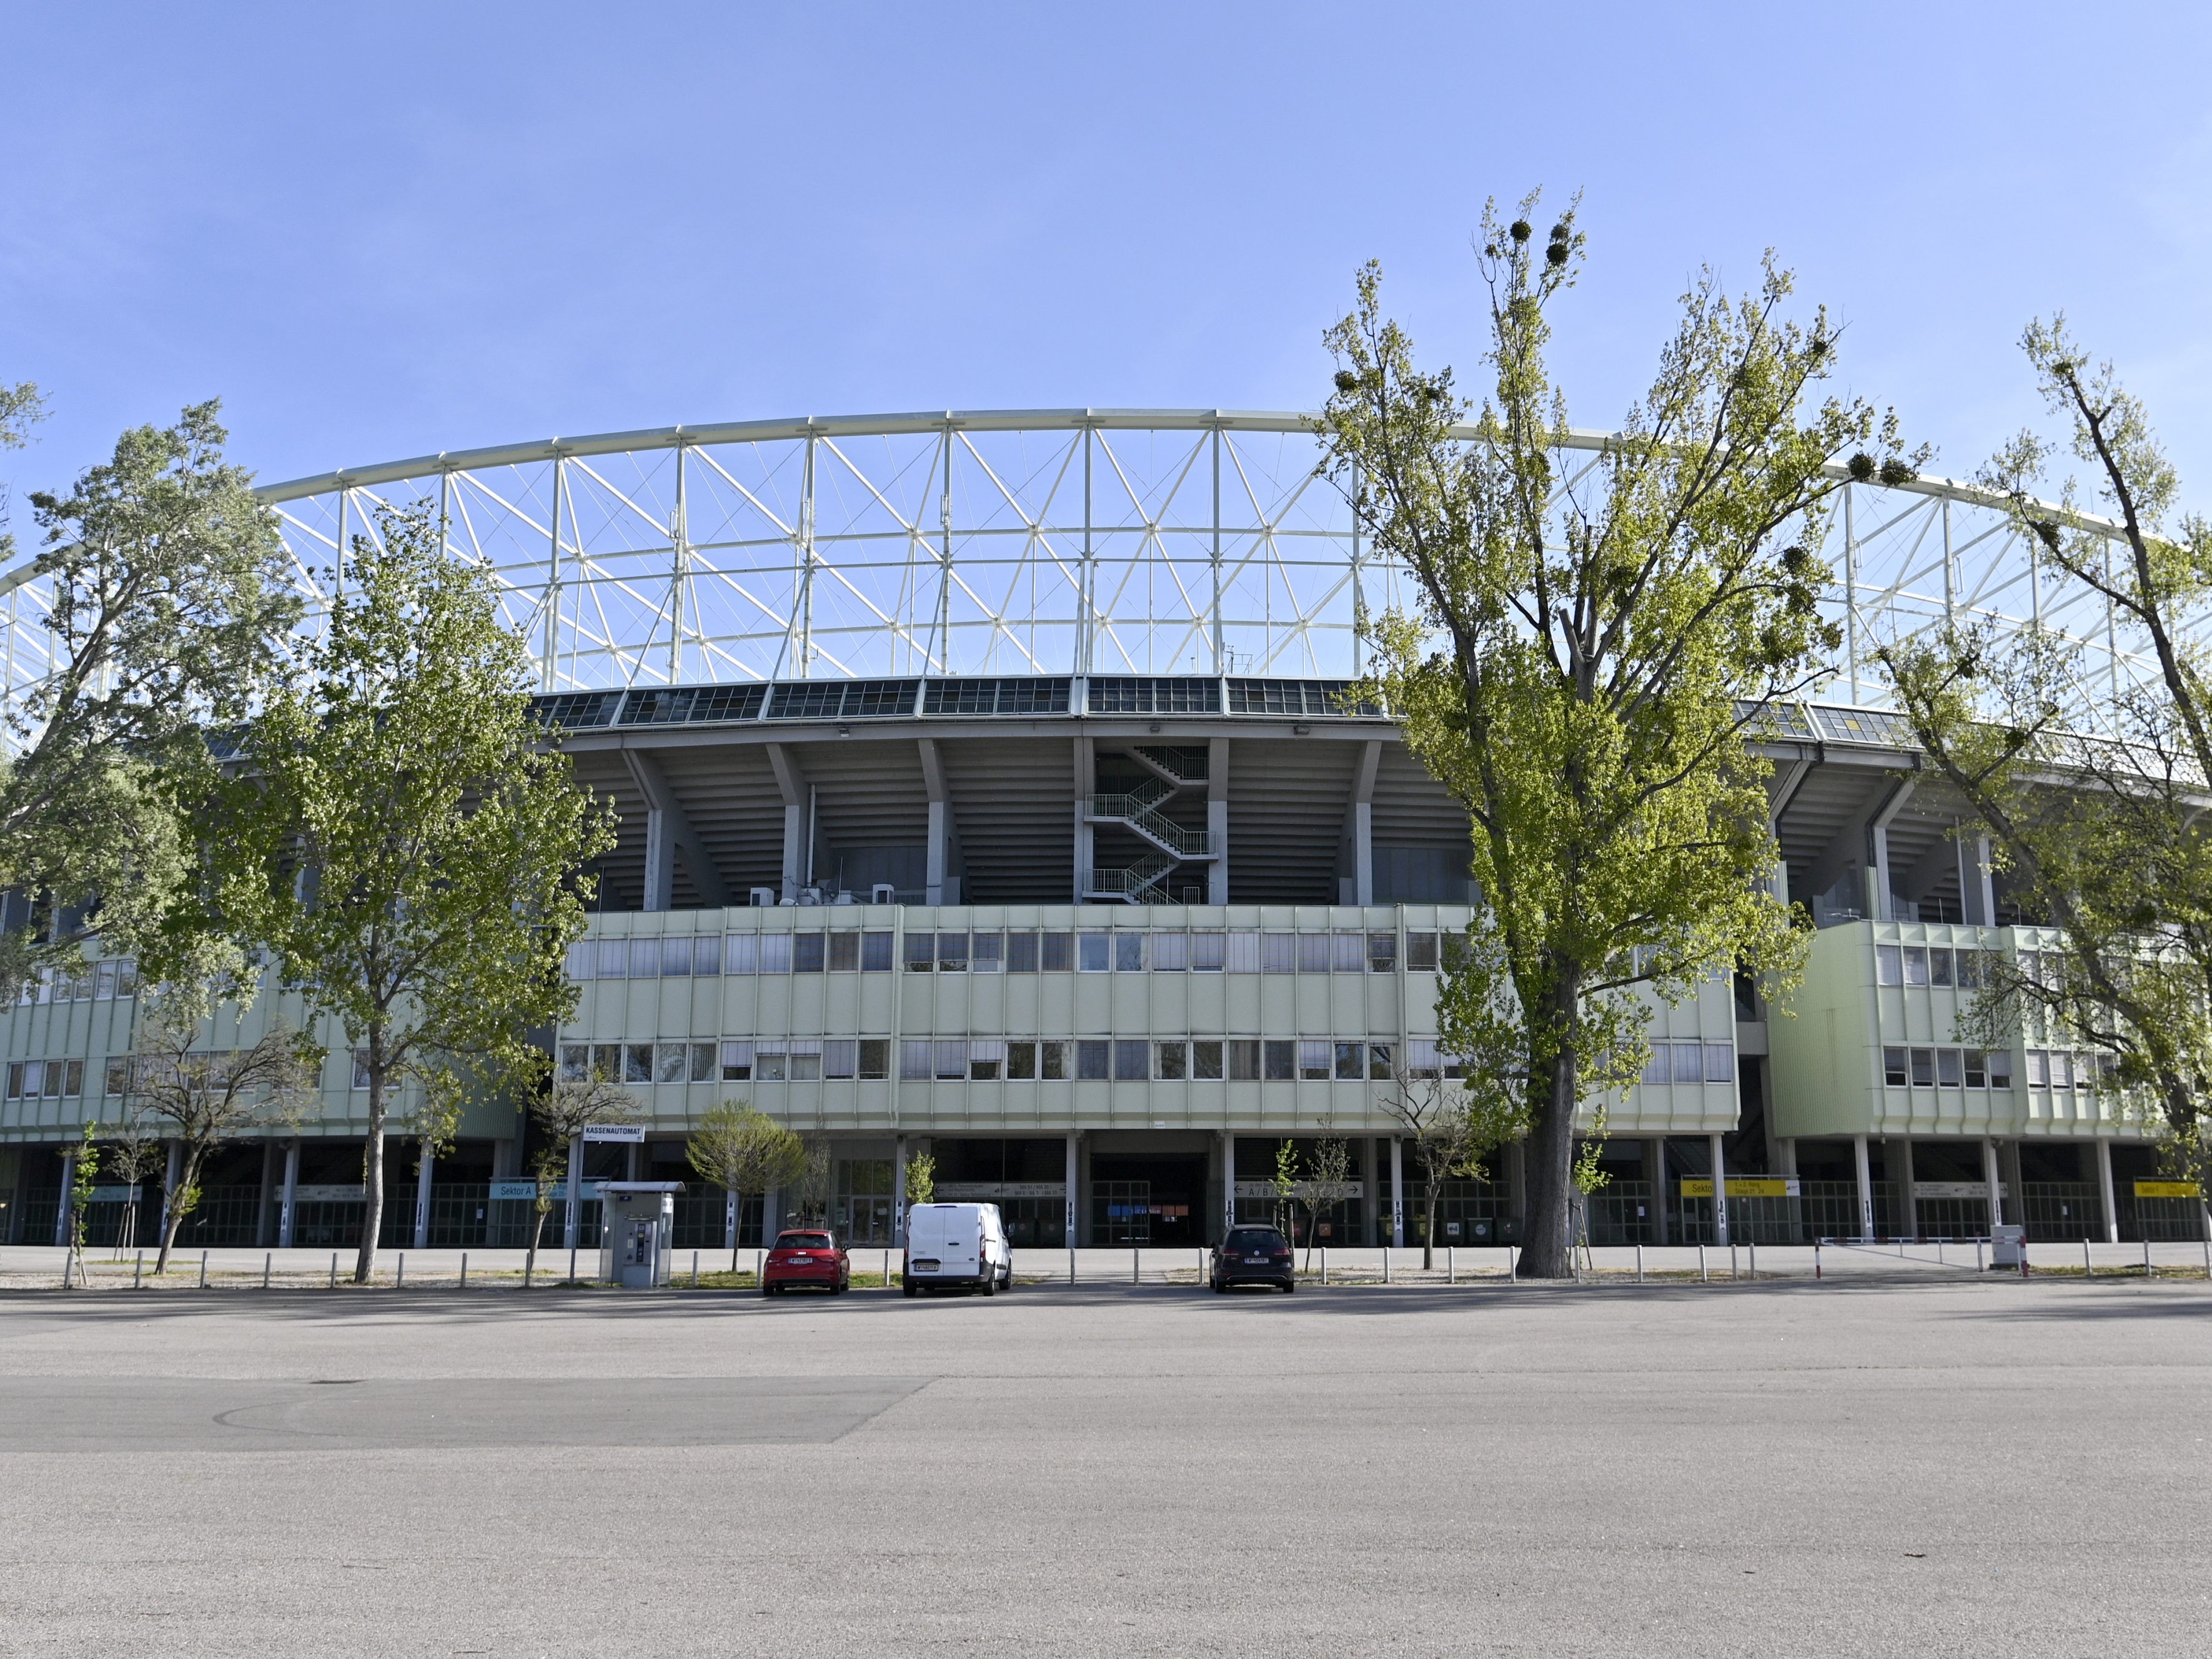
(902, 1202, 1012, 1296)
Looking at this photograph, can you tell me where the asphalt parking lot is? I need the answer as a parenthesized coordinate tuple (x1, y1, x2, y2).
(2, 1276, 2206, 1657)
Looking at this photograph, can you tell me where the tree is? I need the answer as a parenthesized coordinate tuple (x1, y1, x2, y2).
(902, 1149, 936, 1209)
(1289, 1134, 1356, 1270)
(126, 986, 316, 1273)
(790, 1133, 835, 1227)
(528, 1075, 643, 1280)
(1318, 196, 1915, 1276)
(222, 503, 617, 1282)
(1381, 1074, 1522, 1269)
(1880, 319, 2212, 1198)
(4, 404, 298, 997)
(64, 1120, 98, 1285)
(1271, 1139, 1298, 1237)
(97, 1107, 164, 1259)
(685, 1102, 808, 1270)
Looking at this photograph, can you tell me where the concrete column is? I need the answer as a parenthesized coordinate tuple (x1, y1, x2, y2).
(279, 1139, 300, 1248)
(52, 1152, 73, 1245)
(2000, 1139, 2025, 1227)
(1895, 1138, 1919, 1240)
(1206, 737, 1229, 906)
(1968, 834, 1996, 927)
(412, 1142, 434, 1250)
(562, 1137, 583, 1249)
(2095, 1137, 2120, 1243)
(1066, 1131, 1081, 1249)
(624, 1142, 641, 1182)
(1777, 1137, 1798, 1176)
(1709, 1131, 1730, 1247)
(255, 1139, 275, 1246)
(766, 743, 805, 903)
(640, 803, 673, 912)
(1982, 1136, 2004, 1237)
(1647, 1138, 1669, 1244)
(1073, 738, 1095, 902)
(1389, 1135, 1405, 1246)
(1347, 740, 1380, 906)
(1853, 1134, 1875, 1240)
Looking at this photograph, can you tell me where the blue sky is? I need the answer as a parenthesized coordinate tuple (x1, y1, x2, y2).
(4, 2, 2210, 506)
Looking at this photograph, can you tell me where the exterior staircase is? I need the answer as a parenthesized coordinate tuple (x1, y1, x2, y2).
(1081, 750, 1218, 903)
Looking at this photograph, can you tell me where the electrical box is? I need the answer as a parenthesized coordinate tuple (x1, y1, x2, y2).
(1990, 1222, 2028, 1269)
(597, 1182, 681, 1288)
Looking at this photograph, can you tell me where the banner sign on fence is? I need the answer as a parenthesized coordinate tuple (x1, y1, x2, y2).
(935, 1182, 1068, 1200)
(1232, 1180, 1367, 1199)
(2134, 1179, 2202, 1199)
(292, 1184, 364, 1202)
(1913, 1181, 2005, 1200)
(489, 1180, 605, 1201)
(1679, 1177, 1800, 1199)
(582, 1124, 645, 1143)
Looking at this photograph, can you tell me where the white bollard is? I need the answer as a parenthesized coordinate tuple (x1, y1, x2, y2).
(2084, 1238, 2093, 1277)
(134, 1250, 144, 1289)
(1447, 1245, 1455, 1285)
(262, 1252, 271, 1290)
(1507, 1245, 1517, 1284)
(2143, 1239, 2152, 1278)
(574, 1245, 582, 1283)
(199, 1250, 209, 1289)
(460, 1252, 469, 1289)
(329, 1252, 337, 1289)
(1132, 1247, 1139, 1285)
(1637, 1243, 1644, 1284)
(692, 1250, 699, 1288)
(1069, 1247, 1076, 1286)
(1748, 1241, 1756, 1280)
(1321, 1247, 1328, 1286)
(1699, 1244, 1708, 1283)
(396, 1252, 405, 1288)
(1976, 1239, 1984, 1272)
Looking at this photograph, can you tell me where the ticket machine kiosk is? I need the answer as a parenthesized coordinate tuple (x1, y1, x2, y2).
(597, 1182, 682, 1288)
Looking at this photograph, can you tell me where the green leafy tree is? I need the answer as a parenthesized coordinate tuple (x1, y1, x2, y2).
(902, 1149, 936, 1209)
(126, 982, 316, 1272)
(1318, 195, 1916, 1276)
(65, 1119, 99, 1284)
(4, 404, 299, 996)
(1271, 1139, 1298, 1237)
(222, 503, 616, 1282)
(97, 1107, 163, 1259)
(687, 1102, 808, 1270)
(1290, 1135, 1354, 1270)
(1880, 319, 2212, 1200)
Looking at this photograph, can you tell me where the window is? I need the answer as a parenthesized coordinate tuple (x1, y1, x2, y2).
(1964, 1049, 1986, 1088)
(104, 1057, 131, 1096)
(1955, 949, 1983, 989)
(1151, 932, 1188, 971)
(859, 1039, 890, 1080)
(1642, 1047, 1669, 1086)
(598, 939, 630, 978)
(1115, 933, 1146, 972)
(662, 937, 694, 976)
(1406, 932, 1439, 972)
(1331, 932, 1366, 973)
(900, 1040, 933, 1080)
(971, 932, 1004, 973)
(1007, 931, 1039, 973)
(1027, 931, 1065, 971)
(777, 1044, 821, 1082)
(1297, 934, 1331, 974)
(1229, 1039, 1261, 1081)
(723, 934, 757, 974)
(1156, 1041, 1188, 1080)
(1875, 944, 1902, 986)
(1259, 933, 1293, 973)
(1672, 1043, 1704, 1084)
(721, 1040, 754, 1081)
(756, 1050, 787, 1082)
(1114, 1041, 1148, 1081)
(592, 1044, 622, 1080)
(1297, 1041, 1332, 1081)
(1193, 1040, 1224, 1080)
(1226, 931, 1260, 972)
(758, 934, 793, 974)
(1368, 933, 1397, 973)
(1988, 1049, 2013, 1089)
(793, 932, 826, 973)
(1704, 1044, 1734, 1083)
(1334, 1041, 1364, 1080)
(625, 1044, 655, 1084)
(1938, 1048, 1963, 1087)
(1883, 1046, 1908, 1087)
(823, 1039, 858, 1079)
(1006, 1041, 1036, 1080)
(1263, 1039, 1295, 1081)
(906, 933, 936, 973)
(630, 939, 662, 978)
(968, 1039, 1006, 1081)
(1040, 1041, 1068, 1081)
(1930, 948, 1953, 988)
(1407, 1039, 1442, 1080)
(862, 931, 894, 971)
(936, 933, 968, 973)
(1079, 933, 1111, 972)
(1191, 933, 1224, 971)
(353, 1049, 372, 1089)
(935, 1041, 967, 1079)
(557, 1045, 588, 1081)
(1368, 1043, 1394, 1081)
(2051, 1052, 2073, 1089)
(1909, 1047, 1934, 1089)
(565, 943, 593, 980)
(2025, 1049, 2048, 1087)
(1077, 1040, 1110, 1080)
(1903, 947, 1930, 988)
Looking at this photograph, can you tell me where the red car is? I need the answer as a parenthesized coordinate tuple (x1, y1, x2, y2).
(761, 1229, 850, 1297)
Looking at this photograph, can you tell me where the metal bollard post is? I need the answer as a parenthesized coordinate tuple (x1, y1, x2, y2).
(1132, 1247, 1139, 1285)
(1730, 1242, 1738, 1280)
(1382, 1247, 1389, 1285)
(1815, 1240, 1822, 1280)
(572, 1245, 580, 1284)
(1507, 1245, 1517, 1284)
(1748, 1241, 1756, 1280)
(1637, 1244, 1644, 1284)
(397, 1252, 405, 1288)
(1069, 1247, 1076, 1285)
(199, 1250, 209, 1289)
(2084, 1238, 2093, 1277)
(329, 1252, 337, 1290)
(262, 1252, 271, 1290)
(1937, 1239, 1944, 1266)
(1699, 1244, 1708, 1283)
(134, 1250, 144, 1289)
(460, 1252, 469, 1289)
(1321, 1247, 1328, 1287)
(2143, 1239, 2152, 1277)
(1447, 1245, 1455, 1285)
(1198, 1247, 1206, 1289)
(1976, 1239, 1984, 1272)
(692, 1250, 699, 1289)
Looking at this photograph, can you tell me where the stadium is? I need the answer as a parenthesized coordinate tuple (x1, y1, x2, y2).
(0, 409, 2196, 1255)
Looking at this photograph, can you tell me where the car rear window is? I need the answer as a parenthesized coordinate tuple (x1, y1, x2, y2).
(776, 1233, 833, 1249)
(1226, 1230, 1285, 1250)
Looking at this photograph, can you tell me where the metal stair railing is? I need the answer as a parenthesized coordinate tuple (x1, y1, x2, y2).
(1133, 744, 1208, 785)
(1080, 849, 1179, 903)
(1086, 792, 1218, 859)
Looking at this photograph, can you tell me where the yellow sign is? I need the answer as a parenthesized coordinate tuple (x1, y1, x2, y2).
(1679, 1177, 1798, 1199)
(2133, 1180, 2202, 1200)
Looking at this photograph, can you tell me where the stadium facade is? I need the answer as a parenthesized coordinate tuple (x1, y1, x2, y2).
(0, 411, 2198, 1253)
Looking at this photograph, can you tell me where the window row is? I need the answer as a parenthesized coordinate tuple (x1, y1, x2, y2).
(1873, 945, 1997, 989)
(558, 1036, 1407, 1086)
(1638, 1042, 1738, 1086)
(6, 1057, 86, 1099)
(1880, 1046, 2016, 1089)
(567, 929, 1454, 981)
(13, 959, 139, 1007)
(2025, 1049, 2118, 1090)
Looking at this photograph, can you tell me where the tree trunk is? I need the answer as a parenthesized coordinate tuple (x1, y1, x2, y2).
(1423, 1184, 1438, 1271)
(527, 1206, 546, 1283)
(355, 1052, 388, 1284)
(1522, 1044, 1580, 1279)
